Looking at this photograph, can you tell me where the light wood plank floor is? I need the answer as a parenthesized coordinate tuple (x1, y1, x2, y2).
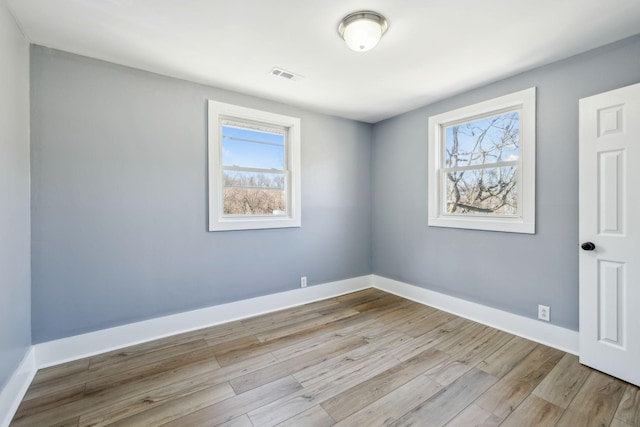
(11, 289, 640, 427)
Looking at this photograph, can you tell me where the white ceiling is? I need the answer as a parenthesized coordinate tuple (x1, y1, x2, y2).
(6, 0, 640, 123)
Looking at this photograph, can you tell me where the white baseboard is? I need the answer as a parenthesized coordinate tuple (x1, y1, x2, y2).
(34, 275, 373, 368)
(33, 273, 578, 369)
(0, 347, 36, 427)
(373, 275, 579, 355)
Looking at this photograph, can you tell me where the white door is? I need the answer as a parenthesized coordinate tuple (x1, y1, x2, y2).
(579, 82, 640, 387)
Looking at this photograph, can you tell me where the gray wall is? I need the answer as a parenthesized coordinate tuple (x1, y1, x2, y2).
(372, 35, 640, 331)
(0, 3, 31, 388)
(30, 47, 372, 343)
(28, 33, 640, 343)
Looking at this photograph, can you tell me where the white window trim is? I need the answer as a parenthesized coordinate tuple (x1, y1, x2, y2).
(428, 87, 536, 234)
(208, 100, 301, 231)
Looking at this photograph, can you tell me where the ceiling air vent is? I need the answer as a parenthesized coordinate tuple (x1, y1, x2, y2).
(270, 67, 303, 82)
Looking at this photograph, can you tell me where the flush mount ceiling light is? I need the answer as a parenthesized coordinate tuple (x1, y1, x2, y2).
(338, 11, 389, 52)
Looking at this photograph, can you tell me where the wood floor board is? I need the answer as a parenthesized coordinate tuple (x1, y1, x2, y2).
(215, 414, 254, 427)
(555, 370, 627, 427)
(268, 316, 378, 361)
(77, 364, 241, 426)
(147, 350, 277, 393)
(14, 384, 86, 420)
(477, 335, 538, 379)
(12, 290, 640, 427)
(389, 301, 439, 327)
(394, 308, 458, 338)
(252, 307, 360, 343)
(213, 310, 372, 367)
(291, 330, 410, 387)
(321, 346, 449, 421)
(314, 295, 396, 316)
(425, 327, 513, 387)
(332, 288, 388, 305)
(368, 300, 434, 335)
(336, 302, 429, 341)
(87, 329, 207, 370)
(615, 385, 640, 426)
(13, 356, 221, 426)
(99, 382, 235, 427)
(349, 293, 408, 313)
(86, 339, 210, 381)
(200, 321, 252, 344)
(30, 359, 90, 386)
(443, 403, 503, 427)
(350, 300, 416, 329)
(49, 418, 80, 427)
(42, 351, 271, 426)
(249, 338, 409, 426)
(240, 310, 327, 342)
(433, 320, 489, 353)
(236, 300, 341, 338)
(610, 419, 636, 427)
(215, 323, 338, 366)
(474, 344, 565, 419)
(499, 394, 564, 427)
(229, 334, 368, 394)
(389, 316, 471, 362)
(332, 374, 442, 427)
(205, 335, 262, 359)
(274, 405, 335, 427)
(84, 349, 274, 404)
(211, 303, 336, 346)
(339, 302, 417, 337)
(532, 353, 591, 409)
(160, 375, 302, 427)
(368, 304, 430, 331)
(83, 346, 222, 395)
(391, 368, 498, 427)
(23, 371, 90, 402)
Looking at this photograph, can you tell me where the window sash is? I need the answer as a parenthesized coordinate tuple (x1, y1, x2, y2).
(220, 168, 290, 217)
(220, 120, 288, 171)
(442, 108, 521, 168)
(440, 166, 520, 218)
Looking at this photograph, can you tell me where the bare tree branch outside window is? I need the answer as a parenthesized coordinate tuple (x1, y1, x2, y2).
(444, 111, 520, 215)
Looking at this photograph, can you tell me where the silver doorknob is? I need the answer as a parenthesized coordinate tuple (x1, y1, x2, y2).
(581, 242, 596, 251)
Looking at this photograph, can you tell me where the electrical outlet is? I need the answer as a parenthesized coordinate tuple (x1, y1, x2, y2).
(538, 304, 550, 322)
(300, 276, 307, 288)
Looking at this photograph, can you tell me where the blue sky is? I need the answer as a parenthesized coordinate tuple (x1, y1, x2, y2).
(222, 125, 285, 170)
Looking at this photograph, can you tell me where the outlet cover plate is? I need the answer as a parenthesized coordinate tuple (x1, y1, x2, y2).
(538, 304, 550, 321)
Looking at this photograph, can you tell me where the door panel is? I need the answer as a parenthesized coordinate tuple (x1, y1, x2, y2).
(597, 260, 623, 346)
(579, 82, 640, 387)
(598, 150, 624, 235)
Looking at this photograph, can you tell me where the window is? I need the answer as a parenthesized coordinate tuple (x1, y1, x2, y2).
(428, 88, 536, 233)
(208, 100, 301, 231)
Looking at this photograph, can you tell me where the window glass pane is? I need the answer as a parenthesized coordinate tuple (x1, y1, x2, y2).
(221, 124, 285, 170)
(445, 111, 519, 168)
(223, 170, 286, 216)
(445, 166, 518, 215)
